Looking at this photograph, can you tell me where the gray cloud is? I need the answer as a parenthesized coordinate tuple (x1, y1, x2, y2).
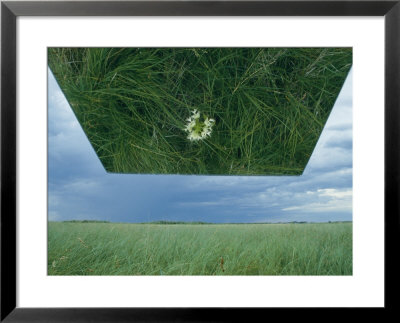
(48, 68, 353, 223)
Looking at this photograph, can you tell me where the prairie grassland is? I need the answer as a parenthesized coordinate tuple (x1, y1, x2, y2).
(48, 222, 352, 275)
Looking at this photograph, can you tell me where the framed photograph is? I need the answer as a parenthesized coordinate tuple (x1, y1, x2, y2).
(1, 0, 398, 321)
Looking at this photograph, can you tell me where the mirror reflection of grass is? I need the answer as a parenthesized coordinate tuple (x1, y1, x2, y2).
(48, 222, 352, 275)
(48, 48, 352, 175)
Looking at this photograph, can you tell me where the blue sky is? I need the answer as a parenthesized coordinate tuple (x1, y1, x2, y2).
(48, 68, 352, 223)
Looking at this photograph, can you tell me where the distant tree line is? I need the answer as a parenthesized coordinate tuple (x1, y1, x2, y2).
(59, 220, 352, 224)
(143, 220, 212, 225)
(62, 220, 110, 223)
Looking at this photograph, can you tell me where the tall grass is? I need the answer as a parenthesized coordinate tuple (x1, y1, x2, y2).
(48, 222, 352, 275)
(48, 48, 352, 175)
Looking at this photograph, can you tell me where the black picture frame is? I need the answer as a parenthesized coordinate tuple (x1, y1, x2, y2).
(1, 1, 399, 321)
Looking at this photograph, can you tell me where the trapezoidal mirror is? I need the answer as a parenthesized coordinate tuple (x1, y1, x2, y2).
(48, 48, 352, 175)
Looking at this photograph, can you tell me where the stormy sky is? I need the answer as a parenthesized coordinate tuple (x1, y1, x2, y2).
(48, 68, 352, 223)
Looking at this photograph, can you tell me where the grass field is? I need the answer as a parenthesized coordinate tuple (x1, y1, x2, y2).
(48, 222, 352, 275)
(48, 48, 352, 175)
